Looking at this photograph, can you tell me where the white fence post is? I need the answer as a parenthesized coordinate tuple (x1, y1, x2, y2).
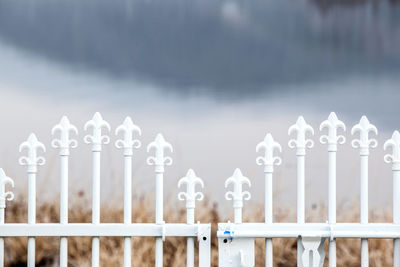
(384, 130, 400, 266)
(288, 116, 314, 267)
(0, 169, 14, 267)
(256, 133, 281, 267)
(319, 112, 345, 267)
(84, 112, 110, 267)
(225, 168, 251, 224)
(178, 169, 204, 267)
(51, 116, 78, 267)
(351, 116, 377, 267)
(147, 134, 173, 267)
(19, 133, 46, 267)
(115, 117, 141, 267)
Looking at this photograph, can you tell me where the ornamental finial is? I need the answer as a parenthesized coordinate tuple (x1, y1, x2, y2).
(351, 116, 378, 156)
(178, 169, 204, 209)
(288, 116, 314, 155)
(384, 131, 400, 170)
(19, 133, 46, 173)
(147, 133, 173, 172)
(256, 133, 282, 173)
(51, 116, 78, 155)
(115, 116, 141, 156)
(319, 112, 346, 151)
(225, 168, 251, 208)
(0, 168, 14, 209)
(84, 112, 111, 151)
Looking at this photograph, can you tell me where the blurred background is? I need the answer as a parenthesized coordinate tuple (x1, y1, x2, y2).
(1, 0, 400, 221)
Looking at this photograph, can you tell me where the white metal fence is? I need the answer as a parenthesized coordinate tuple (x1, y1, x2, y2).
(217, 112, 400, 267)
(0, 112, 211, 267)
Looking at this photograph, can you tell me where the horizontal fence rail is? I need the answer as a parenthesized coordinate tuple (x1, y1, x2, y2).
(0, 112, 211, 267)
(218, 112, 400, 267)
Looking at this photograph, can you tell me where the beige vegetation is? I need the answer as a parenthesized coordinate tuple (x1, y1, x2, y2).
(3, 192, 394, 267)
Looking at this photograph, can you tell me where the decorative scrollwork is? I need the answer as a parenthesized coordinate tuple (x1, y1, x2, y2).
(256, 133, 282, 172)
(319, 112, 346, 151)
(115, 116, 141, 156)
(0, 168, 14, 208)
(19, 133, 46, 173)
(178, 169, 204, 208)
(225, 168, 251, 208)
(84, 112, 110, 152)
(351, 116, 378, 155)
(384, 131, 400, 169)
(288, 116, 314, 155)
(147, 133, 173, 172)
(51, 116, 78, 155)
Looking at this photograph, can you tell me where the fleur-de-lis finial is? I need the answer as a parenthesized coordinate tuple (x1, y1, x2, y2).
(256, 133, 282, 173)
(288, 116, 314, 156)
(147, 133, 173, 173)
(319, 112, 346, 151)
(178, 169, 204, 209)
(351, 116, 378, 156)
(84, 112, 111, 152)
(115, 116, 141, 156)
(19, 133, 46, 173)
(225, 168, 251, 208)
(384, 131, 400, 170)
(0, 168, 14, 209)
(51, 116, 78, 156)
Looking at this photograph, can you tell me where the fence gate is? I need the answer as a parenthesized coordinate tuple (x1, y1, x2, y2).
(217, 113, 400, 267)
(0, 113, 211, 267)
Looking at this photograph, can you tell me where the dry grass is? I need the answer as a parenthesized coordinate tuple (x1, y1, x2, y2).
(3, 192, 394, 267)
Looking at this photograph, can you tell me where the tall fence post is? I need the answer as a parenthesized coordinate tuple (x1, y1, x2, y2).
(384, 130, 400, 266)
(351, 116, 377, 267)
(0, 169, 14, 267)
(19, 133, 46, 267)
(84, 112, 110, 267)
(178, 169, 204, 267)
(288, 116, 314, 267)
(225, 168, 251, 224)
(147, 134, 173, 267)
(115, 117, 141, 267)
(319, 112, 345, 267)
(51, 116, 78, 267)
(256, 133, 281, 267)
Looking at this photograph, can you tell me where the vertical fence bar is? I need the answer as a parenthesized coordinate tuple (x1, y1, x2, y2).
(115, 117, 141, 267)
(147, 134, 173, 267)
(225, 168, 251, 224)
(256, 134, 282, 267)
(51, 116, 78, 267)
(384, 131, 400, 266)
(84, 112, 110, 267)
(288, 116, 314, 267)
(19, 133, 46, 267)
(178, 169, 204, 267)
(351, 116, 377, 267)
(0, 169, 14, 267)
(320, 112, 346, 267)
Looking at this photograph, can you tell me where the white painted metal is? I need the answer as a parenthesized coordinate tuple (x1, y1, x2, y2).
(320, 112, 345, 267)
(288, 116, 314, 267)
(301, 237, 325, 267)
(147, 134, 173, 267)
(19, 133, 45, 267)
(384, 130, 400, 266)
(225, 168, 251, 224)
(178, 169, 204, 267)
(0, 169, 14, 267)
(115, 116, 141, 267)
(256, 133, 281, 267)
(351, 116, 377, 267)
(52, 116, 78, 267)
(84, 112, 110, 267)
